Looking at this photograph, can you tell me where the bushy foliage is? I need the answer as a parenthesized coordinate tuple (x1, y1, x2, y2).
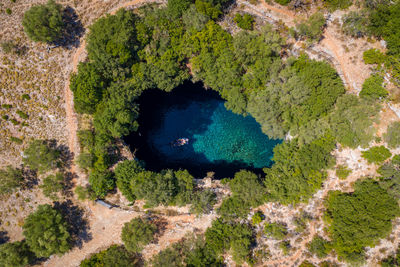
(362, 146, 392, 164)
(308, 236, 331, 258)
(114, 159, 144, 201)
(251, 211, 264, 225)
(264, 135, 336, 204)
(234, 13, 255, 30)
(22, 0, 64, 43)
(380, 247, 400, 267)
(167, 0, 192, 18)
(323, 0, 352, 10)
(70, 62, 105, 114)
(218, 170, 266, 218)
(0, 166, 24, 195)
(384, 122, 400, 148)
(264, 222, 288, 239)
(23, 139, 60, 173)
(205, 219, 254, 264)
(88, 170, 115, 198)
(40, 172, 64, 200)
(23, 204, 71, 257)
(360, 74, 388, 100)
(378, 156, 400, 199)
(121, 217, 157, 253)
(341, 11, 369, 37)
(363, 48, 386, 65)
(335, 165, 351, 180)
(0, 241, 35, 267)
(274, 0, 292, 5)
(80, 245, 139, 267)
(324, 179, 400, 262)
(296, 13, 326, 42)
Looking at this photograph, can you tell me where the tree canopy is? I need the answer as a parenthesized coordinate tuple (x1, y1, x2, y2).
(0, 241, 35, 267)
(0, 166, 24, 195)
(80, 245, 139, 267)
(121, 217, 157, 253)
(23, 204, 71, 257)
(22, 0, 64, 43)
(23, 139, 60, 173)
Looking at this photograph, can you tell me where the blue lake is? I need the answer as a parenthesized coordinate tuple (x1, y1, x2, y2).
(126, 82, 281, 178)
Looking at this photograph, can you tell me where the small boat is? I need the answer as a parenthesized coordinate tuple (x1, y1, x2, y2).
(172, 138, 189, 147)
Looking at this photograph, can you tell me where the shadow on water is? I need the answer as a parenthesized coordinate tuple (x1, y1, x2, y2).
(125, 81, 281, 179)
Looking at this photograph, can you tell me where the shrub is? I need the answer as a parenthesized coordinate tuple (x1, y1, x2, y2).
(1, 104, 12, 109)
(80, 245, 139, 267)
(16, 110, 29, 120)
(121, 217, 157, 253)
(296, 12, 326, 42)
(190, 189, 217, 215)
(0, 241, 35, 267)
(22, 0, 64, 43)
(88, 170, 115, 198)
(6, 8, 12, 15)
(384, 122, 400, 148)
(341, 11, 369, 37)
(23, 204, 71, 257)
(21, 94, 31, 100)
(234, 13, 255, 30)
(264, 222, 287, 239)
(362, 146, 392, 164)
(23, 139, 60, 173)
(74, 185, 89, 201)
(251, 211, 264, 225)
(274, 0, 292, 5)
(308, 236, 331, 258)
(40, 172, 64, 200)
(324, 179, 400, 262)
(0, 166, 24, 195)
(359, 74, 388, 100)
(279, 240, 291, 255)
(335, 165, 351, 179)
(323, 0, 352, 10)
(76, 152, 93, 170)
(77, 130, 95, 152)
(10, 136, 23, 144)
(363, 49, 385, 65)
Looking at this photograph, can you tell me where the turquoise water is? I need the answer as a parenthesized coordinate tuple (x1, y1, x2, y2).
(127, 82, 281, 178)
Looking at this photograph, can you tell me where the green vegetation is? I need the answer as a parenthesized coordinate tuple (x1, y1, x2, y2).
(360, 74, 388, 100)
(121, 217, 157, 253)
(274, 0, 291, 5)
(23, 204, 71, 257)
(190, 189, 217, 215)
(296, 13, 326, 42)
(40, 172, 64, 200)
(377, 156, 400, 199)
(205, 219, 254, 264)
(341, 11, 369, 37)
(218, 170, 266, 218)
(279, 240, 291, 255)
(234, 13, 255, 30)
(80, 245, 139, 267)
(307, 236, 331, 258)
(22, 0, 64, 43)
(251, 211, 264, 225)
(0, 241, 35, 267)
(384, 122, 400, 148)
(363, 48, 386, 65)
(323, 0, 352, 10)
(88, 170, 115, 198)
(0, 166, 24, 195)
(16, 110, 29, 120)
(264, 222, 288, 239)
(380, 247, 400, 267)
(324, 179, 400, 262)
(335, 165, 351, 180)
(361, 146, 392, 164)
(23, 139, 60, 173)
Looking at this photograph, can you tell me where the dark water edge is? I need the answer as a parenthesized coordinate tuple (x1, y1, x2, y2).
(125, 81, 281, 179)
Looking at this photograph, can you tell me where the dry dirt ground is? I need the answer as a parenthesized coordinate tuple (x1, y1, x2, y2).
(1, 0, 400, 266)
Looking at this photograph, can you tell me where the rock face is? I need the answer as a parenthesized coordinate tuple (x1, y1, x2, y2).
(388, 103, 400, 119)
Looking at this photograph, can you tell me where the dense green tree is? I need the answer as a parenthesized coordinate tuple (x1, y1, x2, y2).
(264, 135, 336, 204)
(384, 122, 400, 148)
(264, 222, 288, 239)
(86, 9, 140, 80)
(234, 13, 255, 30)
(76, 152, 94, 170)
(378, 156, 400, 199)
(359, 74, 388, 100)
(88, 170, 115, 198)
(329, 94, 380, 148)
(205, 219, 254, 264)
(296, 12, 326, 42)
(23, 139, 60, 173)
(363, 48, 386, 65)
(93, 82, 141, 139)
(80, 245, 139, 267)
(121, 217, 157, 253)
(167, 0, 193, 18)
(40, 172, 64, 200)
(0, 166, 24, 195)
(23, 204, 71, 257)
(361, 146, 392, 164)
(22, 0, 64, 43)
(0, 241, 35, 267)
(324, 179, 400, 262)
(70, 62, 105, 114)
(218, 170, 266, 218)
(307, 236, 331, 258)
(114, 160, 144, 201)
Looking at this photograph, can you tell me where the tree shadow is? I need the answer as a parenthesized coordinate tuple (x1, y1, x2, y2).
(0, 231, 9, 245)
(51, 6, 84, 49)
(22, 167, 38, 189)
(62, 171, 77, 198)
(53, 200, 92, 248)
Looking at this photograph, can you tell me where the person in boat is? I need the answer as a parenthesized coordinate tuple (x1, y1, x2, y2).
(172, 138, 189, 146)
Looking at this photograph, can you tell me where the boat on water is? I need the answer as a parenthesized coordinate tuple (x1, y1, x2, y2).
(172, 138, 189, 147)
